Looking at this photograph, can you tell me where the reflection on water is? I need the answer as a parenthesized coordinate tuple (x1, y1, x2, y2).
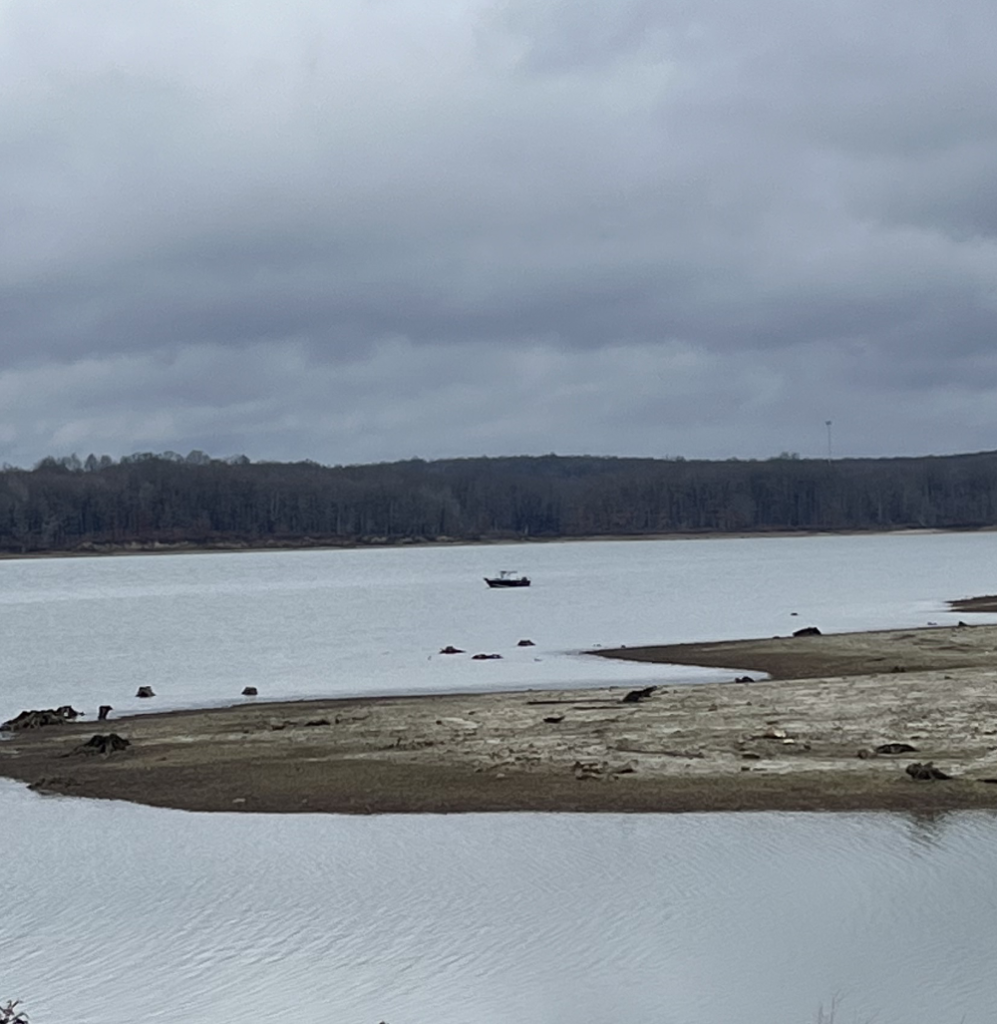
(3, 783, 997, 1024)
(904, 810, 954, 852)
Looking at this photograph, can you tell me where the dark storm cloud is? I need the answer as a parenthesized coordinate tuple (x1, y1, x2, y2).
(2, 0, 997, 465)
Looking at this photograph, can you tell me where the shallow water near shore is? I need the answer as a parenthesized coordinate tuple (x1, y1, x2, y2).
(5, 532, 997, 1021)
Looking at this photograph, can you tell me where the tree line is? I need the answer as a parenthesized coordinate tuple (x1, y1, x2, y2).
(1, 448, 996, 553)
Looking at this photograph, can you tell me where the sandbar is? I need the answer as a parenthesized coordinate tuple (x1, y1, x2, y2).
(4, 623, 997, 814)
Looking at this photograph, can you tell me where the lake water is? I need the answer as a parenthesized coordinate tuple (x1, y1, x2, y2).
(3, 532, 997, 1023)
(2, 531, 996, 720)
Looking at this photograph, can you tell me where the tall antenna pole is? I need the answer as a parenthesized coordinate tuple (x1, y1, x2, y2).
(825, 420, 833, 462)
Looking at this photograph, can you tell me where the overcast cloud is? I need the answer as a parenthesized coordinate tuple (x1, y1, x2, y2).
(2, 0, 997, 466)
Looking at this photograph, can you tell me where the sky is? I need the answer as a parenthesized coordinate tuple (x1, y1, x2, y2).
(2, 0, 997, 468)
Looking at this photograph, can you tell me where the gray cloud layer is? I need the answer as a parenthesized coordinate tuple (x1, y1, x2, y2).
(2, 0, 997, 465)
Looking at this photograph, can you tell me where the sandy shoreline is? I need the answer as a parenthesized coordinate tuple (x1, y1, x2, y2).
(4, 622, 997, 814)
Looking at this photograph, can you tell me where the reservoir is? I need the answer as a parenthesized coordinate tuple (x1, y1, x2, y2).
(3, 532, 997, 1023)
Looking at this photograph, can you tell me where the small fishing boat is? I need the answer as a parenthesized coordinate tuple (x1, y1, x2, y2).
(484, 570, 531, 588)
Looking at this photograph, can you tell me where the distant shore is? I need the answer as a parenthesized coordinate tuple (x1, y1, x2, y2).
(0, 525, 983, 561)
(4, 621, 997, 815)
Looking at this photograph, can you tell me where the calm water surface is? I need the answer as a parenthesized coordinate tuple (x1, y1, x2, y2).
(4, 784, 997, 1024)
(3, 533, 997, 1023)
(1, 531, 996, 719)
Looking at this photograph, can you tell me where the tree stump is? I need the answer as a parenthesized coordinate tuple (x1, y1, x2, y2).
(1, 706, 82, 731)
(75, 733, 131, 755)
(622, 686, 657, 703)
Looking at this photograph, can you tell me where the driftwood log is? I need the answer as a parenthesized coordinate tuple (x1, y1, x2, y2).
(876, 742, 918, 755)
(905, 761, 952, 781)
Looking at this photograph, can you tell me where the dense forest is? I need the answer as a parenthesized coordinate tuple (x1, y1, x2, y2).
(2, 448, 997, 554)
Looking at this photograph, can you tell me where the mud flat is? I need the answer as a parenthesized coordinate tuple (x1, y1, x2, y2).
(950, 594, 997, 613)
(4, 624, 997, 815)
(593, 619, 997, 680)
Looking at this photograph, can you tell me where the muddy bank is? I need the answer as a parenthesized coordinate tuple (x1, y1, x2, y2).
(4, 624, 997, 815)
(950, 594, 997, 613)
(593, 621, 997, 680)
